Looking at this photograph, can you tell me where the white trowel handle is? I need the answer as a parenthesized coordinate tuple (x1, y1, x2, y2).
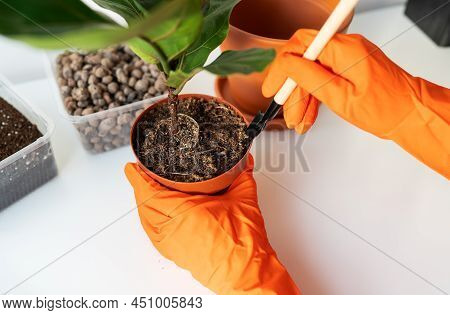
(273, 0, 359, 105)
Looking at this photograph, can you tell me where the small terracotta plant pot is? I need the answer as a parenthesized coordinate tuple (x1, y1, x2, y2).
(220, 0, 354, 118)
(131, 94, 250, 195)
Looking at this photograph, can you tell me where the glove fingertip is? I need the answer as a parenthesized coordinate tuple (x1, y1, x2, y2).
(283, 109, 296, 130)
(124, 163, 139, 183)
(261, 79, 275, 98)
(295, 122, 312, 134)
(125, 162, 156, 188)
(262, 60, 291, 98)
(295, 96, 319, 134)
(283, 90, 306, 129)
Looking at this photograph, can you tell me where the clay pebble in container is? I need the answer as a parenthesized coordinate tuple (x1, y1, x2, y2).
(0, 79, 57, 210)
(46, 45, 167, 154)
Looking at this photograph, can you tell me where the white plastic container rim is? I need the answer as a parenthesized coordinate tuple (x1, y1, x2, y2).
(0, 73, 55, 169)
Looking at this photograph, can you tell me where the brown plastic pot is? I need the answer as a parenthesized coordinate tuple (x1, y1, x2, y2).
(220, 0, 354, 117)
(131, 94, 251, 195)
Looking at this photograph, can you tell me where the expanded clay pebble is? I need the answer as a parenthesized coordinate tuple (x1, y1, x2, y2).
(56, 46, 167, 114)
(55, 46, 168, 153)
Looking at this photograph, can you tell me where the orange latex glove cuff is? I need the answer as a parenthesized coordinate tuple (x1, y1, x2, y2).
(263, 29, 450, 178)
(125, 155, 300, 295)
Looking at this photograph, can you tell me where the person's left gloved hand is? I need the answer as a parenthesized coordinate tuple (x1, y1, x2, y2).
(125, 155, 300, 295)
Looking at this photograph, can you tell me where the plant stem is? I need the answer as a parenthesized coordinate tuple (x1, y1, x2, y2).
(168, 87, 178, 133)
(138, 35, 179, 134)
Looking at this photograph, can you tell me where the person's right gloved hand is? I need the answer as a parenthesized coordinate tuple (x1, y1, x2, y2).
(263, 30, 450, 178)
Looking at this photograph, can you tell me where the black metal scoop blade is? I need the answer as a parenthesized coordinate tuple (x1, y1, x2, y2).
(245, 100, 282, 141)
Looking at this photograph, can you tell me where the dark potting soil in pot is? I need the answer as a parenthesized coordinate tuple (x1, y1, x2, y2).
(133, 97, 250, 182)
(0, 97, 42, 161)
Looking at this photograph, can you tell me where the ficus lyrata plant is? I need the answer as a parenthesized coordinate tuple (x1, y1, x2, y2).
(0, 0, 275, 129)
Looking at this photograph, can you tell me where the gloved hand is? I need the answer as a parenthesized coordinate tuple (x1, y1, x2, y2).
(263, 29, 450, 178)
(125, 155, 300, 295)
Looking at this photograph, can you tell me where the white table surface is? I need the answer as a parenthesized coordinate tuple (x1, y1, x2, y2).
(1, 5, 449, 295)
(0, 36, 46, 85)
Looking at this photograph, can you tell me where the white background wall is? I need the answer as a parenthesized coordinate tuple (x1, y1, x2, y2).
(357, 0, 407, 12)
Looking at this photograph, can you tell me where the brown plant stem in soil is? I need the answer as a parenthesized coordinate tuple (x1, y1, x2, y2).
(0, 97, 42, 161)
(133, 97, 250, 183)
(167, 88, 178, 134)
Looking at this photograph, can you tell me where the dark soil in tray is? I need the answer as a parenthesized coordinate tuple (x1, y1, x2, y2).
(0, 97, 42, 161)
(133, 97, 250, 182)
(0, 97, 57, 210)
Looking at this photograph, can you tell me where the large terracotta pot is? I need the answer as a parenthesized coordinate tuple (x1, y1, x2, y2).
(220, 0, 354, 119)
(131, 94, 250, 195)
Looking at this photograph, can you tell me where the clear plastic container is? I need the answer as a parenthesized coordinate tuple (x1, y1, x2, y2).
(45, 51, 165, 154)
(0, 77, 58, 210)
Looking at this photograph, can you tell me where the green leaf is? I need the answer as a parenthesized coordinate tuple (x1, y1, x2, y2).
(92, 0, 163, 21)
(205, 49, 276, 75)
(131, 0, 203, 62)
(166, 69, 202, 92)
(0, 0, 112, 34)
(180, 0, 240, 73)
(0, 0, 120, 49)
(126, 37, 159, 64)
(0, 0, 202, 53)
(91, 0, 146, 21)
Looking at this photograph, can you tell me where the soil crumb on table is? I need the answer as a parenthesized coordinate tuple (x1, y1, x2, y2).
(134, 97, 249, 182)
(0, 97, 42, 161)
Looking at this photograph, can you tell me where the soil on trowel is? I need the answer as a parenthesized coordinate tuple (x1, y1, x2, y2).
(133, 97, 250, 182)
(0, 97, 42, 161)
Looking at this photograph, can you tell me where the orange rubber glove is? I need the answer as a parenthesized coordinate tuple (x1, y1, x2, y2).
(125, 155, 300, 295)
(263, 29, 450, 179)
